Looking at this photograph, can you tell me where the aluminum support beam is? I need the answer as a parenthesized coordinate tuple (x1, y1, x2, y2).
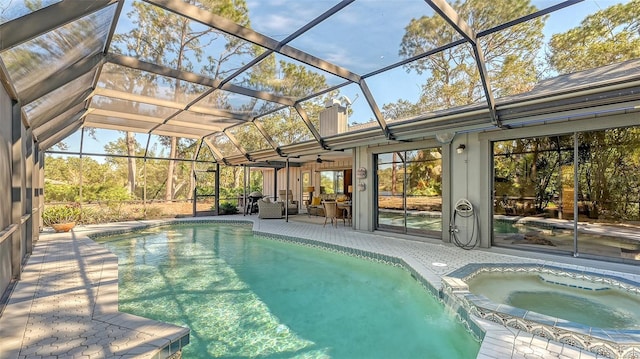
(0, 0, 118, 52)
(21, 53, 103, 105)
(424, 0, 500, 126)
(424, 0, 476, 44)
(147, 0, 360, 82)
(107, 54, 295, 107)
(293, 103, 326, 149)
(359, 79, 392, 140)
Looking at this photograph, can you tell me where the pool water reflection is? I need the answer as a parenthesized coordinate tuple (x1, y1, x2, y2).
(97, 223, 479, 359)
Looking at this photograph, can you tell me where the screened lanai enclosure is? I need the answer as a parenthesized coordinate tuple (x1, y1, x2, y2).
(1, 0, 640, 297)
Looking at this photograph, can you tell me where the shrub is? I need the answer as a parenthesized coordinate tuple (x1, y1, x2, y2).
(44, 183, 78, 202)
(42, 204, 81, 226)
(144, 206, 165, 218)
(218, 201, 238, 215)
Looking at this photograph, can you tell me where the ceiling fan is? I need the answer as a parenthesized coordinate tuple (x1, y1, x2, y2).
(316, 154, 335, 163)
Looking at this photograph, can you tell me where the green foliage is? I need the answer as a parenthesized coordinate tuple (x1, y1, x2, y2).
(218, 201, 239, 215)
(79, 206, 119, 225)
(79, 204, 167, 224)
(377, 149, 442, 197)
(44, 182, 78, 202)
(83, 185, 132, 202)
(494, 127, 640, 220)
(548, 0, 640, 74)
(397, 0, 545, 116)
(42, 204, 81, 226)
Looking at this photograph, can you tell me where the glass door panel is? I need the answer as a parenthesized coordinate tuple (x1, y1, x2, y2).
(492, 136, 575, 254)
(405, 150, 442, 235)
(377, 161, 405, 231)
(577, 128, 640, 261)
(376, 149, 442, 237)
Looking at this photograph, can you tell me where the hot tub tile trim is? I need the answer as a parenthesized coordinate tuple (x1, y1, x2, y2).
(443, 263, 640, 359)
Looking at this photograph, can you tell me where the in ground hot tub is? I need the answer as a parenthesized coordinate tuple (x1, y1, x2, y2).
(442, 264, 640, 359)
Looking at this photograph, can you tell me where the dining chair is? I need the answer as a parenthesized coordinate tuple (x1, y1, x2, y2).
(323, 201, 338, 227)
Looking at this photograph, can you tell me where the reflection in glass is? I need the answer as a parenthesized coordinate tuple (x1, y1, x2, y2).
(1, 4, 114, 93)
(0, 0, 61, 24)
(255, 107, 313, 146)
(320, 171, 344, 195)
(577, 128, 640, 260)
(226, 123, 272, 153)
(376, 149, 442, 236)
(207, 132, 242, 158)
(24, 70, 96, 128)
(111, 0, 261, 79)
(377, 161, 406, 230)
(231, 52, 342, 97)
(493, 127, 640, 262)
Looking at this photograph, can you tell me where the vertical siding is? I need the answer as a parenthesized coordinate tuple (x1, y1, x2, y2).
(0, 85, 14, 294)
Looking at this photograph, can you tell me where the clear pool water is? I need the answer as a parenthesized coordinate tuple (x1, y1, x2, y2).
(97, 223, 479, 358)
(467, 272, 640, 329)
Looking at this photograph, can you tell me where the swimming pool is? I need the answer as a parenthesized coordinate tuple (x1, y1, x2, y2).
(444, 264, 640, 359)
(96, 222, 480, 358)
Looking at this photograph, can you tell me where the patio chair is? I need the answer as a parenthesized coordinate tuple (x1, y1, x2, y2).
(278, 190, 299, 215)
(336, 202, 349, 226)
(323, 201, 338, 227)
(258, 198, 283, 219)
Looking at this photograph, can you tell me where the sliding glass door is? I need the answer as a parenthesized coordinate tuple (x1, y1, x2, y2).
(376, 148, 442, 237)
(492, 126, 640, 262)
(576, 128, 640, 260)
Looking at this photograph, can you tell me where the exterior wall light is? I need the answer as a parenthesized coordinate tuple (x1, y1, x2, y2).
(456, 144, 466, 154)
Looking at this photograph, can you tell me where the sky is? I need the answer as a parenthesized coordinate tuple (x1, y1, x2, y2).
(53, 0, 631, 158)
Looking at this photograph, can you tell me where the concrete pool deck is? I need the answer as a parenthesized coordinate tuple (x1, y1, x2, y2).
(1, 215, 638, 358)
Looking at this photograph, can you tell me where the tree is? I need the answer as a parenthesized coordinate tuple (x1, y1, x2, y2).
(111, 0, 252, 201)
(395, 0, 545, 117)
(548, 0, 640, 74)
(103, 136, 145, 198)
(237, 55, 334, 147)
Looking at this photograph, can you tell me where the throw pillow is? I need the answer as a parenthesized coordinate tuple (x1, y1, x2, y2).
(311, 197, 321, 206)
